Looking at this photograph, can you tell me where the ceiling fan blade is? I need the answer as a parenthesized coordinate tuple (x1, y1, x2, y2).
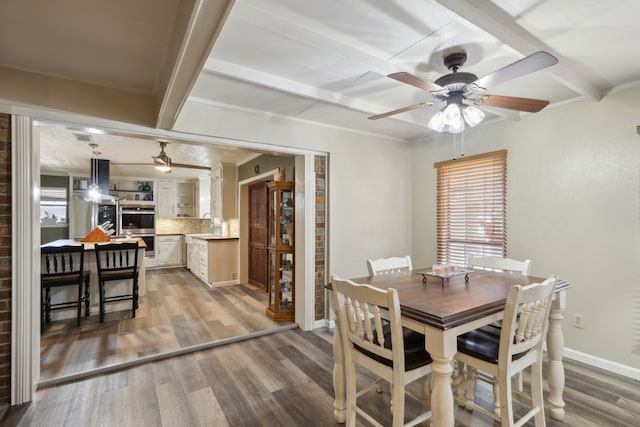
(388, 72, 445, 92)
(368, 102, 431, 120)
(473, 94, 550, 113)
(171, 162, 211, 171)
(466, 51, 558, 93)
(112, 161, 210, 170)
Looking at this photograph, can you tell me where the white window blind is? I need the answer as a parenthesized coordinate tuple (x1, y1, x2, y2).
(435, 150, 507, 265)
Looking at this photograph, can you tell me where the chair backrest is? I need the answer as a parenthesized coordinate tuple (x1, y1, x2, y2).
(41, 244, 85, 282)
(332, 275, 405, 370)
(366, 255, 413, 276)
(467, 254, 531, 276)
(499, 275, 558, 367)
(94, 241, 139, 277)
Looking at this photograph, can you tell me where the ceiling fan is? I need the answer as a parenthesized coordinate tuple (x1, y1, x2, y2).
(369, 50, 558, 133)
(112, 142, 211, 173)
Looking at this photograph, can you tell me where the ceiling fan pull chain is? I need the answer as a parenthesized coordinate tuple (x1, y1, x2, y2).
(452, 133, 457, 159)
(460, 131, 465, 157)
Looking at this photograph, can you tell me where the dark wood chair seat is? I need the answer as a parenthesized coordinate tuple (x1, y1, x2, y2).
(94, 241, 140, 322)
(41, 244, 90, 327)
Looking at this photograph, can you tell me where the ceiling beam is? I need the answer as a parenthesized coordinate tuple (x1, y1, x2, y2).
(156, 0, 234, 130)
(435, 0, 602, 101)
(203, 58, 428, 127)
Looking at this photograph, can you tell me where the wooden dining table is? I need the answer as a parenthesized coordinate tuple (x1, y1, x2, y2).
(329, 269, 571, 427)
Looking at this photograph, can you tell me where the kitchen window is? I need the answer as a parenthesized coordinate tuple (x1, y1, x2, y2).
(40, 187, 68, 226)
(434, 149, 507, 265)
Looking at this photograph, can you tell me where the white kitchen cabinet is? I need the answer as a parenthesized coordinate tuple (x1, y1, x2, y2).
(211, 163, 237, 219)
(156, 235, 184, 266)
(175, 181, 195, 217)
(197, 239, 208, 280)
(157, 179, 176, 217)
(186, 240, 196, 271)
(185, 235, 239, 286)
(157, 179, 196, 218)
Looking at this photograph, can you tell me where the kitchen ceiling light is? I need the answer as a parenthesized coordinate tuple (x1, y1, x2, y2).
(153, 142, 172, 172)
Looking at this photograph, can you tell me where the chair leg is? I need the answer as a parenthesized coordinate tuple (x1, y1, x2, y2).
(132, 278, 139, 317)
(492, 381, 501, 418)
(99, 281, 105, 323)
(84, 277, 91, 317)
(44, 287, 52, 324)
(344, 361, 357, 427)
(391, 375, 404, 427)
(498, 370, 514, 426)
(530, 362, 546, 426)
(76, 282, 82, 326)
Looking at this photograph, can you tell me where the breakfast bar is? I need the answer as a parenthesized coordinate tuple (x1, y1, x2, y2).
(40, 238, 146, 321)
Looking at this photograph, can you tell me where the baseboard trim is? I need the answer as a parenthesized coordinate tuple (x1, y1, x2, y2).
(37, 323, 297, 389)
(563, 347, 640, 380)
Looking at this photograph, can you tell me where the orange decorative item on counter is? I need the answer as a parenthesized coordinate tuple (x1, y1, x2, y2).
(80, 227, 110, 243)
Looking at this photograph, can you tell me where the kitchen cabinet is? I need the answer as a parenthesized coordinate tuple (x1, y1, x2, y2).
(157, 179, 176, 217)
(157, 179, 195, 217)
(186, 239, 197, 271)
(185, 235, 239, 286)
(211, 163, 237, 219)
(266, 181, 295, 321)
(156, 235, 184, 266)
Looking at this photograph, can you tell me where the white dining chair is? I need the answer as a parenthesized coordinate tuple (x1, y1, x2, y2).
(332, 275, 432, 427)
(455, 275, 558, 426)
(467, 254, 531, 276)
(464, 254, 532, 394)
(366, 255, 413, 276)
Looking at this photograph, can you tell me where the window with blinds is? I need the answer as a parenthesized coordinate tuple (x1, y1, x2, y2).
(435, 150, 507, 265)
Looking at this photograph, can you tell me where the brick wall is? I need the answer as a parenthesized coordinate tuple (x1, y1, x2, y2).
(314, 155, 326, 320)
(0, 114, 11, 404)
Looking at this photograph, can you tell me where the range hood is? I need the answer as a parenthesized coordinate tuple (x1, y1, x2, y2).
(74, 159, 120, 202)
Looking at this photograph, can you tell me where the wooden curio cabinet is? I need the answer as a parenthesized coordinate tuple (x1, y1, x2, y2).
(266, 181, 295, 321)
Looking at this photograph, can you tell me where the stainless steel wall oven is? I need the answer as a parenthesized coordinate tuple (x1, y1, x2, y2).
(119, 204, 156, 257)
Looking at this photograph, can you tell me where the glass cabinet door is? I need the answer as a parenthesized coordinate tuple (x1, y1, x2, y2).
(267, 251, 295, 320)
(268, 181, 294, 249)
(266, 180, 295, 322)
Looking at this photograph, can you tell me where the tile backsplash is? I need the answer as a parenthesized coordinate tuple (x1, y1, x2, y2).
(156, 218, 211, 235)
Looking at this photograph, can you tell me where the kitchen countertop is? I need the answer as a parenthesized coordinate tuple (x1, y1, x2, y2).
(41, 238, 147, 250)
(185, 233, 239, 240)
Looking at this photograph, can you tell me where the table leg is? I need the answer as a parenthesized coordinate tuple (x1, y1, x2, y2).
(546, 294, 566, 420)
(425, 330, 455, 427)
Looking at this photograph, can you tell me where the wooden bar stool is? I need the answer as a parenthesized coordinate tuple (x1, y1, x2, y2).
(94, 241, 140, 322)
(40, 244, 90, 327)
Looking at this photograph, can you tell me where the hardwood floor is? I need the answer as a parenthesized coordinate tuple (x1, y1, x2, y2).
(9, 327, 640, 426)
(40, 267, 290, 384)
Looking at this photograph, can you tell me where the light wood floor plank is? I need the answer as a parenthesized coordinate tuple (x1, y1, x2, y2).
(40, 268, 288, 383)
(7, 328, 640, 426)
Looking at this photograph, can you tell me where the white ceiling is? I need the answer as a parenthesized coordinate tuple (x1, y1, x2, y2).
(2, 0, 640, 171)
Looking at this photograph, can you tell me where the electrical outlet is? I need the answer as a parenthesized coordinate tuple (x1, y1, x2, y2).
(572, 313, 584, 329)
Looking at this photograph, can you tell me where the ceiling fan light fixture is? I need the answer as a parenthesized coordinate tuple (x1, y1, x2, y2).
(427, 111, 446, 132)
(462, 105, 485, 127)
(448, 114, 465, 134)
(443, 103, 461, 123)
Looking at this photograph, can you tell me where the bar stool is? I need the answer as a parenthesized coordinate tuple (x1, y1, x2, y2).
(40, 244, 90, 327)
(94, 241, 140, 322)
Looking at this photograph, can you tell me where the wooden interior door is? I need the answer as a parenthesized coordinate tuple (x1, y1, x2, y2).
(248, 181, 269, 290)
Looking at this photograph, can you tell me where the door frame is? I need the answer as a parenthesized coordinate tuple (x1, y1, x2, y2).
(9, 108, 323, 404)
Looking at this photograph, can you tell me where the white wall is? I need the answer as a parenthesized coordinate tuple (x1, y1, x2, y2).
(412, 85, 640, 369)
(175, 100, 414, 279)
